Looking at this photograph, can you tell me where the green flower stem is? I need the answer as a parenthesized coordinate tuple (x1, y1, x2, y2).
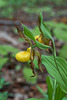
(52, 39, 56, 56)
(49, 47, 57, 100)
(51, 54, 57, 100)
(51, 40, 60, 72)
(51, 40, 57, 100)
(52, 80, 57, 100)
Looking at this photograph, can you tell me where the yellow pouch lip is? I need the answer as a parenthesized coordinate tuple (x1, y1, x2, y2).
(16, 51, 30, 62)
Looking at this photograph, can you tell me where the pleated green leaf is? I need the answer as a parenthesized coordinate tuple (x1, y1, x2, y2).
(35, 40, 51, 49)
(23, 24, 35, 41)
(41, 55, 67, 93)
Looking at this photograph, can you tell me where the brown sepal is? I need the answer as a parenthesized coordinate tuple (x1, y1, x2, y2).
(38, 54, 43, 72)
(29, 61, 36, 77)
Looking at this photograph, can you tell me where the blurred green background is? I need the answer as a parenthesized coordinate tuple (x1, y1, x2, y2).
(0, 0, 67, 18)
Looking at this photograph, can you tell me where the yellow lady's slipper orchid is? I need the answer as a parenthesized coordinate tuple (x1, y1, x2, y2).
(35, 35, 51, 46)
(16, 51, 30, 62)
(35, 35, 43, 43)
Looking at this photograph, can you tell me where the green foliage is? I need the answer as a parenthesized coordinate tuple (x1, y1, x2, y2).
(46, 21, 67, 30)
(23, 6, 54, 14)
(23, 67, 37, 84)
(0, 45, 18, 100)
(54, 28, 67, 42)
(32, 26, 41, 36)
(52, 0, 67, 6)
(0, 45, 19, 57)
(32, 21, 67, 61)
(0, 45, 19, 70)
(27, 98, 48, 100)
(46, 21, 67, 42)
(1, 8, 14, 18)
(15, 64, 22, 71)
(18, 38, 25, 42)
(41, 55, 67, 93)
(33, 58, 39, 69)
(0, 0, 66, 18)
(0, 0, 66, 9)
(62, 97, 67, 100)
(0, 57, 8, 70)
(36, 85, 48, 97)
(0, 92, 8, 100)
(0, 0, 7, 7)
(59, 44, 67, 59)
(0, 78, 10, 89)
(0, 0, 24, 18)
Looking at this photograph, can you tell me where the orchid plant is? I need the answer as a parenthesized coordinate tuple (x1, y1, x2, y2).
(15, 13, 67, 100)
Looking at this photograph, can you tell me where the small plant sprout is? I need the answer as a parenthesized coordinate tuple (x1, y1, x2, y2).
(15, 13, 67, 100)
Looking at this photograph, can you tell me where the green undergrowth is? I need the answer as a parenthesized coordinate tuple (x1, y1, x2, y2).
(0, 0, 67, 18)
(0, 45, 19, 70)
(23, 67, 37, 84)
